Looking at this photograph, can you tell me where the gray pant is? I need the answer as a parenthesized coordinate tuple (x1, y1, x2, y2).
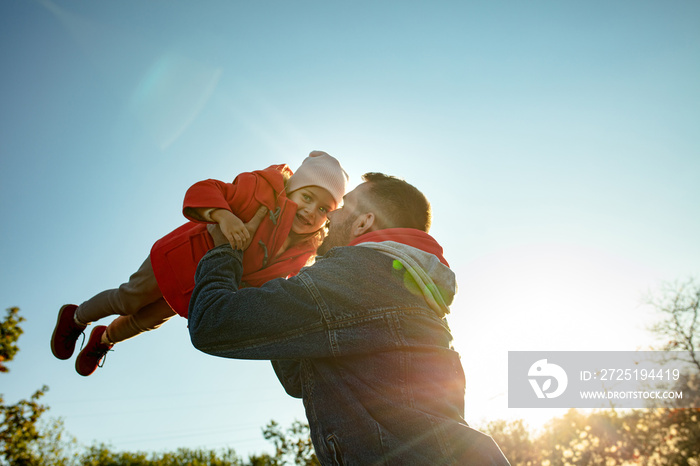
(75, 256, 177, 344)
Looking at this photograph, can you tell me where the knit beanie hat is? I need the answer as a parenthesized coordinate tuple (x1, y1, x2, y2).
(286, 151, 349, 208)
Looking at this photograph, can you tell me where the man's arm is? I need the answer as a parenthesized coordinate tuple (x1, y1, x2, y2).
(271, 360, 303, 398)
(188, 244, 333, 361)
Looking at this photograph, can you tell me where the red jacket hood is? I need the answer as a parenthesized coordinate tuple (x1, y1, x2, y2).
(348, 228, 449, 267)
(256, 164, 292, 191)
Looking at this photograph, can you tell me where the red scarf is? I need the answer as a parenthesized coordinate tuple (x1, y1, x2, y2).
(348, 228, 449, 267)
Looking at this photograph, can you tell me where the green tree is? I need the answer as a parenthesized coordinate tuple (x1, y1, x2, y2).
(79, 444, 243, 465)
(648, 278, 700, 372)
(73, 420, 319, 466)
(0, 386, 50, 465)
(260, 420, 318, 466)
(644, 278, 700, 463)
(1, 307, 51, 465)
(484, 418, 538, 465)
(32, 417, 79, 466)
(73, 420, 320, 465)
(486, 409, 700, 465)
(0, 307, 77, 466)
(0, 307, 23, 373)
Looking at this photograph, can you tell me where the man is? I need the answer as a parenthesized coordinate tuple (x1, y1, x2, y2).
(188, 173, 510, 465)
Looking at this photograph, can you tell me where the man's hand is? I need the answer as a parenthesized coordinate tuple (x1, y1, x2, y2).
(242, 205, 268, 250)
(208, 206, 268, 250)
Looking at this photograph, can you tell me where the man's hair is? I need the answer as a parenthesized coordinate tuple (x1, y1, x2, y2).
(360, 172, 432, 232)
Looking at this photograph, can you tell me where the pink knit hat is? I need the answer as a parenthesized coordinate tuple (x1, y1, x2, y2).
(286, 151, 349, 208)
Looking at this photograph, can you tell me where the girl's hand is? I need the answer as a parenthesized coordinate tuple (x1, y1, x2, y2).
(211, 209, 249, 250)
(211, 206, 268, 250)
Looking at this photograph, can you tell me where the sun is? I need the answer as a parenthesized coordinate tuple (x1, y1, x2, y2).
(447, 242, 663, 429)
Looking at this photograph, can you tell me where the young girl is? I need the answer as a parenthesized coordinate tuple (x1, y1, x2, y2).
(51, 151, 348, 376)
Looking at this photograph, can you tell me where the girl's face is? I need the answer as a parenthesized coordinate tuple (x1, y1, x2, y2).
(287, 186, 336, 235)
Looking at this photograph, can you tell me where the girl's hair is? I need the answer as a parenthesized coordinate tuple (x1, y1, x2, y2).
(305, 227, 327, 258)
(291, 221, 326, 267)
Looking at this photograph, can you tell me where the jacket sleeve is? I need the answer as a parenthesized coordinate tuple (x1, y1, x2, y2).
(182, 178, 241, 223)
(271, 360, 303, 398)
(187, 244, 335, 361)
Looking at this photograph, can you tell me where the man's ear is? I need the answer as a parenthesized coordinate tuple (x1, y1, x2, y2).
(351, 212, 376, 237)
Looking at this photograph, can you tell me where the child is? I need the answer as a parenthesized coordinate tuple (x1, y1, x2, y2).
(51, 151, 348, 376)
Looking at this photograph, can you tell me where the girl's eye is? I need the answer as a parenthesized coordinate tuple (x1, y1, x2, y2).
(319, 206, 328, 214)
(302, 194, 311, 202)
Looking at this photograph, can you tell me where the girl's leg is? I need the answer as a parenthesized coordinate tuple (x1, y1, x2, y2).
(103, 298, 177, 344)
(75, 256, 163, 325)
(53, 256, 164, 361)
(76, 300, 176, 376)
(73, 259, 177, 376)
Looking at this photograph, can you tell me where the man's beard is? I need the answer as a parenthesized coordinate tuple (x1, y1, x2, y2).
(317, 214, 355, 256)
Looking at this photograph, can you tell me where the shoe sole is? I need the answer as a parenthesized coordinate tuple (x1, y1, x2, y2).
(75, 325, 109, 376)
(51, 304, 78, 360)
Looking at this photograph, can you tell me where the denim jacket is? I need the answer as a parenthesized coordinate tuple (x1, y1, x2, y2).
(188, 237, 509, 465)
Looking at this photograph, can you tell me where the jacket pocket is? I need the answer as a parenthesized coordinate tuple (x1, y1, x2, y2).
(325, 434, 345, 466)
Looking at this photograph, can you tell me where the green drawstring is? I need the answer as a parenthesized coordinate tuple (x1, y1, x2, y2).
(259, 240, 269, 267)
(269, 206, 281, 224)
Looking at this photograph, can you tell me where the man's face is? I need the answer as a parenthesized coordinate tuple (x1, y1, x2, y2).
(316, 183, 367, 255)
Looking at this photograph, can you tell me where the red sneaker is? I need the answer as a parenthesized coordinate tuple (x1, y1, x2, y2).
(75, 326, 113, 376)
(51, 304, 87, 360)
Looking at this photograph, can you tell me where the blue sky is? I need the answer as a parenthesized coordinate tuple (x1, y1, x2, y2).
(1, 0, 699, 458)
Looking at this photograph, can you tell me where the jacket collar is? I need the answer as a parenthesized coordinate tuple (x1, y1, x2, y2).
(349, 228, 455, 317)
(348, 228, 449, 267)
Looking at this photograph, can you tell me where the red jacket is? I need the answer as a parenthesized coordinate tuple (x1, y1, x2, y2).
(150, 164, 315, 317)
